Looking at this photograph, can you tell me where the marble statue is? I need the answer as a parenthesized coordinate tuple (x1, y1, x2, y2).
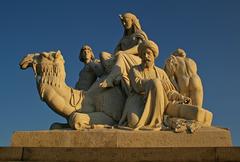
(19, 51, 125, 130)
(118, 40, 211, 131)
(19, 12, 213, 133)
(119, 40, 175, 129)
(164, 48, 203, 107)
(99, 12, 148, 96)
(75, 45, 103, 91)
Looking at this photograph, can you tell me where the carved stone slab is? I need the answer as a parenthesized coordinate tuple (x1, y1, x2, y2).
(1, 147, 240, 162)
(11, 127, 232, 147)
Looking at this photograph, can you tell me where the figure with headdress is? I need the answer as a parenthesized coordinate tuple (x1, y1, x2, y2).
(119, 40, 186, 129)
(99, 13, 148, 96)
(75, 45, 104, 91)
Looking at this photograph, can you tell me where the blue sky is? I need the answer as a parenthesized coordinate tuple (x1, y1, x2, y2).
(0, 0, 239, 146)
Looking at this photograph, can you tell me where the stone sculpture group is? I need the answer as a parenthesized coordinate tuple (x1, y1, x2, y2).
(19, 13, 213, 133)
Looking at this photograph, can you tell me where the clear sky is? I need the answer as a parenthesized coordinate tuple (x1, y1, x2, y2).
(0, 0, 239, 146)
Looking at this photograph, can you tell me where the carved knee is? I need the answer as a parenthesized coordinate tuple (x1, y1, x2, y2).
(127, 112, 140, 128)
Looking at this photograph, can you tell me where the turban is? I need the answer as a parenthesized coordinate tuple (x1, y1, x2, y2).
(138, 40, 159, 58)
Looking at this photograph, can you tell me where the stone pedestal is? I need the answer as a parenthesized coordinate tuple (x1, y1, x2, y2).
(0, 127, 237, 162)
(1, 147, 240, 162)
(11, 126, 232, 147)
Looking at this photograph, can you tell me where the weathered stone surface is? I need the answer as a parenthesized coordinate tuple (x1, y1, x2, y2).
(1, 147, 240, 162)
(19, 13, 214, 131)
(11, 127, 232, 147)
(216, 147, 240, 162)
(22, 147, 216, 162)
(0, 147, 23, 161)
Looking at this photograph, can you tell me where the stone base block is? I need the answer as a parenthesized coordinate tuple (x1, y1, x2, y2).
(11, 126, 232, 147)
(1, 147, 240, 162)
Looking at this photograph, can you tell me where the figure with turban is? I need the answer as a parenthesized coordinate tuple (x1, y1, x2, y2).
(119, 40, 180, 129)
(99, 12, 148, 96)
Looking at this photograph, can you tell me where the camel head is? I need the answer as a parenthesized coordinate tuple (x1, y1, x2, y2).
(19, 50, 66, 87)
(19, 53, 37, 70)
(19, 50, 64, 70)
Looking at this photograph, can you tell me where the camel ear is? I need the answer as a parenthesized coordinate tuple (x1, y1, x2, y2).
(42, 52, 49, 58)
(55, 50, 61, 58)
(119, 14, 123, 20)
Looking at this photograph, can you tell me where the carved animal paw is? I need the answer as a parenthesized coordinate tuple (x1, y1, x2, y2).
(68, 112, 90, 130)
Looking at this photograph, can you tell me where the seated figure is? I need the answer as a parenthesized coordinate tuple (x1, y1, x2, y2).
(119, 41, 212, 131)
(119, 40, 183, 129)
(99, 13, 148, 96)
(164, 48, 203, 107)
(75, 45, 104, 91)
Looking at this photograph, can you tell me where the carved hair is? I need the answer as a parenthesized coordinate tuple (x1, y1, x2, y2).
(164, 55, 177, 79)
(39, 63, 65, 87)
(172, 48, 187, 57)
(79, 45, 95, 62)
(164, 48, 187, 76)
(164, 53, 198, 78)
(37, 51, 66, 98)
(120, 13, 143, 36)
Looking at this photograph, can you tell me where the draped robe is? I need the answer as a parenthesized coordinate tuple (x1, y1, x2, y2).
(121, 64, 175, 128)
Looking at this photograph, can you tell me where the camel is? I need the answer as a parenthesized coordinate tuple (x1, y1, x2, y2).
(19, 51, 125, 129)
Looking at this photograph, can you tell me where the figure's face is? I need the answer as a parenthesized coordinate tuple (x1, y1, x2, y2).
(82, 49, 92, 64)
(122, 17, 133, 29)
(141, 48, 155, 68)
